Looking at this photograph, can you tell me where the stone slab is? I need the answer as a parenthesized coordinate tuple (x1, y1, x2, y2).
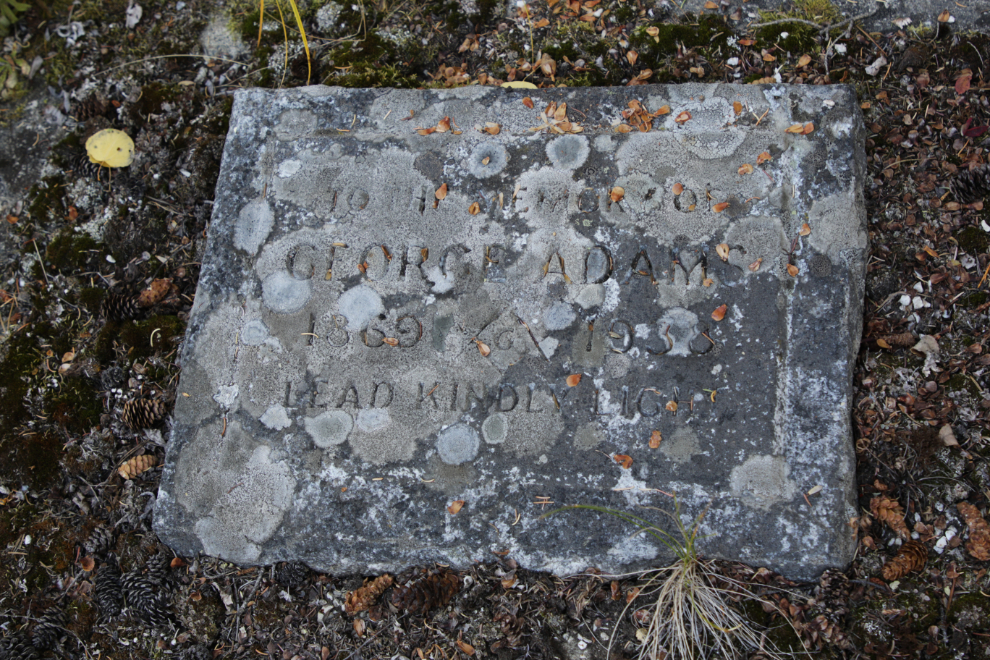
(154, 83, 866, 580)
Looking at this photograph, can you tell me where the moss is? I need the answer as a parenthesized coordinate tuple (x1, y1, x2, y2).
(45, 230, 102, 273)
(754, 21, 818, 53)
(945, 373, 981, 398)
(113, 315, 186, 362)
(955, 225, 989, 253)
(48, 378, 102, 434)
(0, 432, 63, 489)
(79, 287, 106, 314)
(0, 331, 40, 448)
(26, 174, 68, 227)
(630, 14, 732, 60)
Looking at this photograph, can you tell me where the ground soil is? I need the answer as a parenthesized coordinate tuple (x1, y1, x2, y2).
(0, 0, 989, 658)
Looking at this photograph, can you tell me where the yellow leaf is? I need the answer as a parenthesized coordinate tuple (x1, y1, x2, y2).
(448, 500, 465, 514)
(614, 454, 633, 469)
(716, 243, 730, 261)
(502, 81, 538, 89)
(435, 183, 448, 200)
(86, 128, 135, 168)
(738, 163, 754, 175)
(711, 304, 727, 321)
(649, 430, 662, 449)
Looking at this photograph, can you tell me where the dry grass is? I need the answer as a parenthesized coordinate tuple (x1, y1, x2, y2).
(548, 503, 805, 660)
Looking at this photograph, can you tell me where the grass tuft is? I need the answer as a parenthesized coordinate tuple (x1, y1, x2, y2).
(545, 502, 805, 660)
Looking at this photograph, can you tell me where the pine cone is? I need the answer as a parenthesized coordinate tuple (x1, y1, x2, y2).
(101, 292, 138, 321)
(31, 608, 66, 650)
(122, 399, 167, 430)
(951, 164, 990, 204)
(275, 562, 310, 589)
(84, 526, 116, 557)
(122, 567, 173, 627)
(391, 568, 460, 615)
(870, 495, 910, 539)
(345, 574, 393, 614)
(0, 632, 38, 660)
(956, 502, 990, 561)
(94, 553, 124, 618)
(882, 540, 927, 581)
(74, 95, 108, 121)
(494, 609, 525, 648)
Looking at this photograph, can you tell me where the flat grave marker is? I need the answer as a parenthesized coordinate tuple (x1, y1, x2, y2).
(154, 83, 866, 580)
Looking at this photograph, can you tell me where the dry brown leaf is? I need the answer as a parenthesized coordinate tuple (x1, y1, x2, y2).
(626, 50, 638, 66)
(801, 122, 815, 135)
(645, 26, 659, 42)
(957, 502, 990, 560)
(382, 337, 399, 347)
(475, 339, 491, 357)
(532, 17, 549, 28)
(118, 454, 156, 480)
(785, 124, 805, 134)
(566, 374, 582, 387)
(468, 202, 481, 215)
(614, 454, 633, 469)
(787, 263, 799, 277)
(703, 0, 717, 8)
(712, 202, 729, 213)
(711, 304, 727, 322)
(80, 556, 96, 571)
(654, 104, 670, 115)
(649, 430, 662, 449)
(456, 640, 476, 656)
(665, 401, 678, 412)
(610, 186, 625, 202)
(484, 122, 500, 135)
(554, 102, 568, 121)
(749, 258, 763, 272)
(435, 183, 448, 200)
(732, 101, 743, 115)
(716, 243, 730, 261)
(757, 151, 772, 164)
(797, 54, 812, 67)
(672, 182, 684, 195)
(799, 222, 811, 236)
(522, 97, 534, 109)
(170, 557, 186, 568)
(615, 124, 633, 133)
(674, 110, 692, 124)
(876, 338, 891, 349)
(738, 163, 754, 175)
(353, 619, 366, 636)
(448, 500, 465, 514)
(937, 9, 951, 22)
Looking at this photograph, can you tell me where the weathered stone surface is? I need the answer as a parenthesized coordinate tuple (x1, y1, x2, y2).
(154, 84, 866, 580)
